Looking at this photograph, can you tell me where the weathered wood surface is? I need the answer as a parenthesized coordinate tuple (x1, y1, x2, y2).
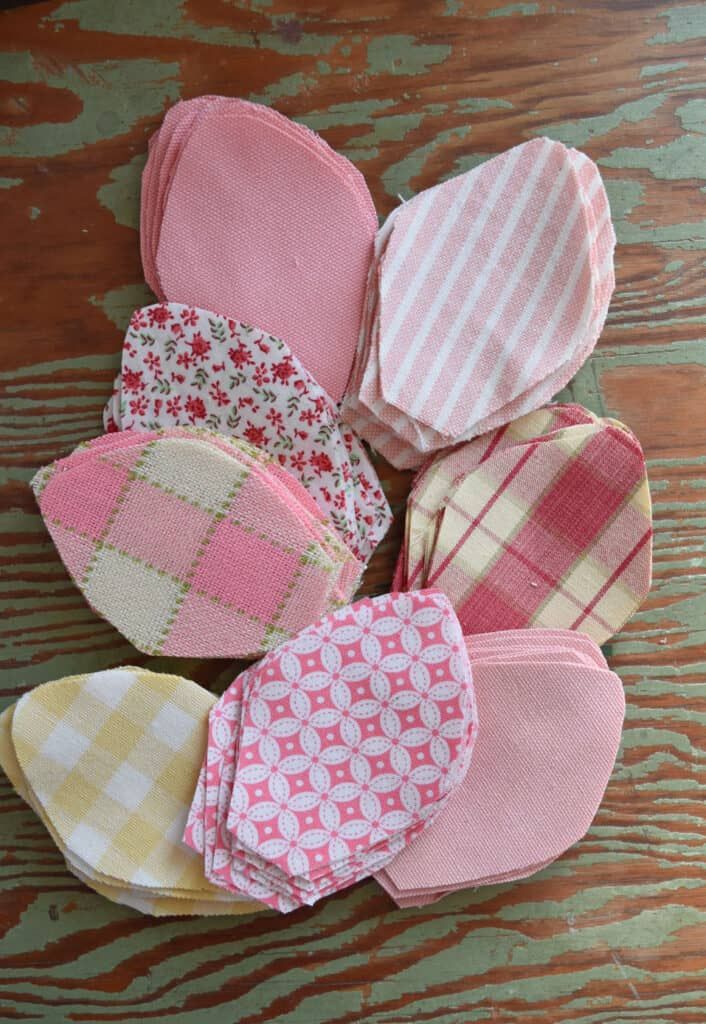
(1, 0, 705, 1020)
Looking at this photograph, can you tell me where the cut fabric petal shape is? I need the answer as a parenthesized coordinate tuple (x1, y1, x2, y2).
(343, 137, 615, 468)
(32, 428, 362, 657)
(0, 668, 264, 916)
(103, 302, 391, 564)
(375, 631, 625, 905)
(145, 97, 377, 402)
(184, 590, 478, 912)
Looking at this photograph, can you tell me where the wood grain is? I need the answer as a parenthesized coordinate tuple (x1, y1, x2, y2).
(1, 1, 705, 1021)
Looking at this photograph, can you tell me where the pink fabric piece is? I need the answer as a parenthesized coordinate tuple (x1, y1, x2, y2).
(146, 97, 377, 402)
(184, 590, 478, 912)
(374, 632, 625, 906)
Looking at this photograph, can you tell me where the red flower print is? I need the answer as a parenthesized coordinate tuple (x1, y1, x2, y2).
(314, 396, 327, 415)
(154, 398, 163, 416)
(290, 451, 306, 472)
(130, 310, 148, 331)
(255, 336, 270, 354)
(181, 307, 199, 326)
(166, 395, 182, 417)
(122, 368, 145, 394)
(294, 379, 307, 394)
(300, 408, 317, 427)
(266, 408, 284, 433)
(212, 362, 225, 373)
(148, 304, 171, 327)
(209, 380, 230, 407)
(310, 452, 333, 474)
(171, 372, 186, 384)
(177, 350, 194, 370)
(271, 356, 296, 383)
(126, 342, 137, 358)
(244, 424, 267, 447)
(129, 395, 148, 416)
(145, 351, 162, 376)
(185, 395, 207, 423)
(187, 332, 211, 362)
(228, 343, 254, 369)
(253, 362, 270, 386)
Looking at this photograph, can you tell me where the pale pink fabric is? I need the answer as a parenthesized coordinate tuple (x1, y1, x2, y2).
(144, 97, 377, 402)
(342, 138, 615, 468)
(374, 630, 625, 905)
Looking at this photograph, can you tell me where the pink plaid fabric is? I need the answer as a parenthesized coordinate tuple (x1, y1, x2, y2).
(375, 629, 625, 906)
(184, 590, 477, 912)
(103, 302, 391, 564)
(394, 404, 599, 591)
(142, 97, 377, 402)
(32, 428, 362, 658)
(418, 418, 652, 644)
(343, 138, 615, 468)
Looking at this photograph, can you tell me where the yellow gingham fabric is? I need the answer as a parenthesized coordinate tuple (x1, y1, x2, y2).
(0, 668, 266, 916)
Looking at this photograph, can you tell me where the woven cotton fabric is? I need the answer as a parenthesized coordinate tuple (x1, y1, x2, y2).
(0, 668, 263, 916)
(32, 428, 362, 658)
(142, 97, 377, 402)
(184, 590, 477, 912)
(375, 629, 625, 906)
(343, 138, 615, 468)
(103, 302, 391, 564)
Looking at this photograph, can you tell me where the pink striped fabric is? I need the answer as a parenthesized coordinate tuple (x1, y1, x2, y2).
(343, 137, 615, 469)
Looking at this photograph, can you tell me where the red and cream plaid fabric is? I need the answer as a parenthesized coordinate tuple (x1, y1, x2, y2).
(103, 302, 391, 564)
(343, 138, 615, 468)
(32, 428, 362, 658)
(396, 412, 652, 644)
(375, 629, 625, 907)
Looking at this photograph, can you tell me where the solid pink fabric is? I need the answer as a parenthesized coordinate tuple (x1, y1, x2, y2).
(150, 98, 377, 402)
(375, 633, 624, 903)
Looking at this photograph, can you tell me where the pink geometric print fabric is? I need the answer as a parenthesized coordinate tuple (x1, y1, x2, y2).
(103, 303, 391, 564)
(142, 97, 377, 402)
(183, 590, 478, 912)
(375, 629, 626, 907)
(394, 409, 652, 645)
(32, 429, 362, 658)
(343, 138, 616, 468)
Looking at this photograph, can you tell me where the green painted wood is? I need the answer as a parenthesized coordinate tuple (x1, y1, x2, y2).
(0, 1, 705, 1020)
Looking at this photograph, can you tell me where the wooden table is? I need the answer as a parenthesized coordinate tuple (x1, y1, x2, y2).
(1, 1, 705, 1020)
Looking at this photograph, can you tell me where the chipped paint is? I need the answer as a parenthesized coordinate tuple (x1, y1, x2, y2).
(366, 35, 452, 77)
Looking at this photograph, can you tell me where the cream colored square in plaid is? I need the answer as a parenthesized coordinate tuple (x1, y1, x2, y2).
(83, 669, 139, 709)
(149, 702, 200, 751)
(103, 762, 154, 812)
(138, 438, 246, 510)
(534, 590, 577, 630)
(474, 489, 531, 546)
(39, 720, 90, 778)
(433, 507, 499, 579)
(85, 550, 182, 653)
(592, 580, 636, 631)
(446, 473, 497, 522)
(561, 559, 608, 608)
(68, 823, 112, 862)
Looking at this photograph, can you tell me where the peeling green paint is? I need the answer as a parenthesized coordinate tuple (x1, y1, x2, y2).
(249, 72, 317, 105)
(0, 54, 180, 157)
(457, 96, 513, 113)
(47, 0, 342, 54)
(488, 2, 539, 16)
(298, 99, 395, 131)
(90, 282, 157, 329)
(649, 3, 706, 45)
(343, 112, 424, 160)
(639, 61, 689, 78)
(0, 177, 22, 189)
(366, 35, 452, 77)
(97, 153, 145, 230)
(542, 93, 665, 148)
(382, 125, 471, 198)
(28, 206, 41, 220)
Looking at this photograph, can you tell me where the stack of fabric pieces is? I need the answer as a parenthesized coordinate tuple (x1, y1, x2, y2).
(183, 590, 478, 912)
(0, 667, 262, 916)
(32, 428, 361, 658)
(376, 627, 625, 906)
(139, 96, 377, 404)
(342, 137, 616, 468)
(102, 302, 391, 564)
(393, 403, 652, 644)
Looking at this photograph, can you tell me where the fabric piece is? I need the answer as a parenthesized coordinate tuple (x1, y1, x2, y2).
(0, 668, 264, 916)
(103, 302, 391, 564)
(395, 403, 599, 592)
(374, 631, 625, 905)
(184, 590, 478, 912)
(144, 97, 377, 402)
(32, 428, 362, 658)
(342, 138, 615, 468)
(424, 419, 652, 643)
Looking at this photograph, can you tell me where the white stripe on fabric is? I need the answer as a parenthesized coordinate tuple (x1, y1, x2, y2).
(405, 141, 558, 420)
(384, 143, 528, 407)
